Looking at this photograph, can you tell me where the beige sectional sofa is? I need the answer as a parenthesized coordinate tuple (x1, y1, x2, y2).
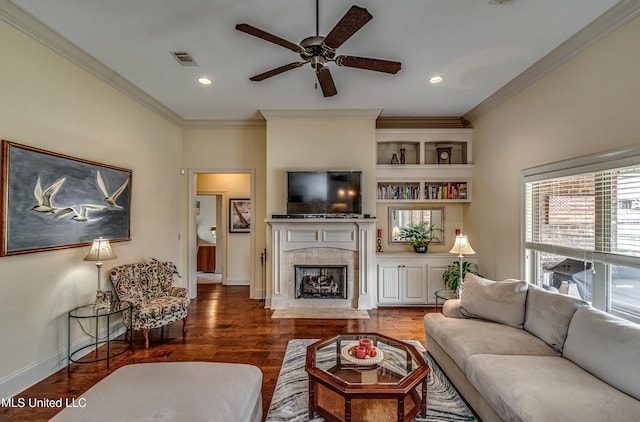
(423, 274, 640, 422)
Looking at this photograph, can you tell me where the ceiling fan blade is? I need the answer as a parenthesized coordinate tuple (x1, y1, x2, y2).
(336, 56, 401, 74)
(322, 6, 372, 50)
(315, 67, 337, 97)
(249, 62, 306, 81)
(236, 23, 304, 53)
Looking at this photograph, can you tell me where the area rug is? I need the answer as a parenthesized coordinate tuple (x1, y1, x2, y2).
(272, 308, 370, 319)
(266, 339, 476, 422)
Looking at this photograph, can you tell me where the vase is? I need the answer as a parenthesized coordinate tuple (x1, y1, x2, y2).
(400, 148, 406, 164)
(413, 244, 428, 253)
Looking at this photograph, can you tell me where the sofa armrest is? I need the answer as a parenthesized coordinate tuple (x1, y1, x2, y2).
(171, 287, 188, 298)
(443, 299, 468, 319)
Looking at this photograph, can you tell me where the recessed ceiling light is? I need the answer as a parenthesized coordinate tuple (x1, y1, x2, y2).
(198, 77, 212, 85)
(429, 75, 444, 84)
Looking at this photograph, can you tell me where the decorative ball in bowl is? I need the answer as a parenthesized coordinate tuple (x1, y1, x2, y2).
(341, 343, 384, 365)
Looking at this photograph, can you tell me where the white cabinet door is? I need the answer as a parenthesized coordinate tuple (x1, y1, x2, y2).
(403, 265, 427, 303)
(378, 265, 402, 304)
(376, 254, 475, 306)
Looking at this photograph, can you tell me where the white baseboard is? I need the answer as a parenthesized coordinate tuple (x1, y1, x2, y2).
(224, 279, 250, 285)
(0, 321, 126, 400)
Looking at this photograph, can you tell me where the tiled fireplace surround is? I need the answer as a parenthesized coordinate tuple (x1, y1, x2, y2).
(267, 219, 377, 310)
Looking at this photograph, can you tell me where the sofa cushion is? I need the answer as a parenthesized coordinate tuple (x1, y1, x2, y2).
(460, 273, 529, 328)
(524, 284, 587, 352)
(466, 354, 640, 422)
(563, 306, 640, 401)
(442, 298, 467, 319)
(424, 313, 559, 373)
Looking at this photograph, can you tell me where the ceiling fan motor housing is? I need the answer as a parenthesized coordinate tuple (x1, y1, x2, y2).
(300, 36, 335, 61)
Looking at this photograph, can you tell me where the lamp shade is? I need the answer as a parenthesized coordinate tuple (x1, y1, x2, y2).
(83, 238, 117, 262)
(449, 235, 475, 255)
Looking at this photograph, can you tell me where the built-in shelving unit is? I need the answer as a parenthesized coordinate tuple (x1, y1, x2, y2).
(376, 129, 473, 203)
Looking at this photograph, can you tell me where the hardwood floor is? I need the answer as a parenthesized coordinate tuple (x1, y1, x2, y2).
(1, 284, 435, 421)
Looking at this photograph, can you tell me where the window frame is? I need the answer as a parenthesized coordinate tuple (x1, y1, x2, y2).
(521, 145, 640, 317)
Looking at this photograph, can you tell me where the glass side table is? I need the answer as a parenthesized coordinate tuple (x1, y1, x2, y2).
(68, 301, 132, 371)
(434, 289, 458, 313)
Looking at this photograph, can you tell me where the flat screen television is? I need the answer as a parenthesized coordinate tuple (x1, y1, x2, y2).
(286, 171, 362, 216)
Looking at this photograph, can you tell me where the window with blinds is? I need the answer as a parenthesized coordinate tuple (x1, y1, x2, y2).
(522, 148, 640, 324)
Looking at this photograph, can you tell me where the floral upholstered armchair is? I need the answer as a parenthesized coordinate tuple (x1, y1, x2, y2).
(110, 261, 190, 348)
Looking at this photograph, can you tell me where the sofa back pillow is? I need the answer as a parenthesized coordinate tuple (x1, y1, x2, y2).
(524, 284, 587, 352)
(460, 273, 529, 328)
(563, 307, 640, 401)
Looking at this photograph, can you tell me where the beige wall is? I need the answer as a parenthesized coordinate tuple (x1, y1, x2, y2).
(265, 117, 377, 216)
(0, 21, 183, 397)
(468, 14, 640, 279)
(183, 127, 267, 296)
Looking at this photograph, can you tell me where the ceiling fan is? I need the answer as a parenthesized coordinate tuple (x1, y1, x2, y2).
(235, 1, 401, 97)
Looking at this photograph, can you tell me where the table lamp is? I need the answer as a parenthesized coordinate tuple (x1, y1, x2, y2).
(84, 238, 117, 308)
(449, 233, 475, 296)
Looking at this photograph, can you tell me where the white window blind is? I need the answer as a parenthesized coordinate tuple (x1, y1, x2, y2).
(525, 163, 640, 269)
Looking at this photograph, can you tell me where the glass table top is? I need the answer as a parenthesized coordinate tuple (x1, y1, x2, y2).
(307, 333, 425, 386)
(69, 301, 131, 318)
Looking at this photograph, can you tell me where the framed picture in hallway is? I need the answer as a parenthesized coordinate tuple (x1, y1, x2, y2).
(229, 198, 250, 233)
(1, 140, 132, 256)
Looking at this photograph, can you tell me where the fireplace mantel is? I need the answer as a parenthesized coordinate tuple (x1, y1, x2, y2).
(266, 218, 377, 310)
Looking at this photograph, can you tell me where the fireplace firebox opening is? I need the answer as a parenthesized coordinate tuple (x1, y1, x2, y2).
(295, 265, 347, 299)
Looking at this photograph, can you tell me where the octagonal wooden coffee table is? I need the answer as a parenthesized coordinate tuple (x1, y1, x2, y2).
(305, 333, 430, 422)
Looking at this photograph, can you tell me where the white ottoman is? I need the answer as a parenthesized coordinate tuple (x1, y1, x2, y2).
(52, 362, 263, 422)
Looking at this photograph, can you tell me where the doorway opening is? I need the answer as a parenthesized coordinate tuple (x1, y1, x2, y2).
(188, 170, 255, 300)
(195, 193, 223, 284)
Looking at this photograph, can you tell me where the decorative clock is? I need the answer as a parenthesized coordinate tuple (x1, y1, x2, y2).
(436, 147, 452, 164)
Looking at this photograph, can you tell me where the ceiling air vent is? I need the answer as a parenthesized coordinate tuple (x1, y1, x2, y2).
(170, 51, 198, 66)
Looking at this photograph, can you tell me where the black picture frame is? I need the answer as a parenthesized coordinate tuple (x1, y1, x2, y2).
(1, 140, 132, 256)
(229, 198, 250, 233)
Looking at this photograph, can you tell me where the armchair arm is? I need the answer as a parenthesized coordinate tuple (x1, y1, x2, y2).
(171, 287, 188, 298)
(117, 295, 141, 310)
(442, 299, 468, 319)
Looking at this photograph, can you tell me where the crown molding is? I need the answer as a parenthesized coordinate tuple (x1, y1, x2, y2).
(183, 119, 266, 129)
(259, 109, 382, 121)
(464, 0, 640, 122)
(0, 0, 185, 127)
(376, 117, 471, 129)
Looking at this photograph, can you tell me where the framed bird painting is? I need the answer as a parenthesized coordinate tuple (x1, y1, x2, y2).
(0, 140, 132, 256)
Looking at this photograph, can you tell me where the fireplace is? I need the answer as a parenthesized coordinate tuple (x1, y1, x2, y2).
(295, 265, 347, 299)
(266, 218, 377, 310)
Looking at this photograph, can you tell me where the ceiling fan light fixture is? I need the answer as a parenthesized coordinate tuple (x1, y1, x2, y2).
(429, 75, 444, 84)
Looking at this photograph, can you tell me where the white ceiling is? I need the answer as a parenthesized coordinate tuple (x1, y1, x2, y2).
(2, 0, 632, 124)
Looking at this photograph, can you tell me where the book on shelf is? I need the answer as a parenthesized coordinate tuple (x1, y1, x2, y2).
(424, 182, 468, 200)
(377, 184, 420, 200)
